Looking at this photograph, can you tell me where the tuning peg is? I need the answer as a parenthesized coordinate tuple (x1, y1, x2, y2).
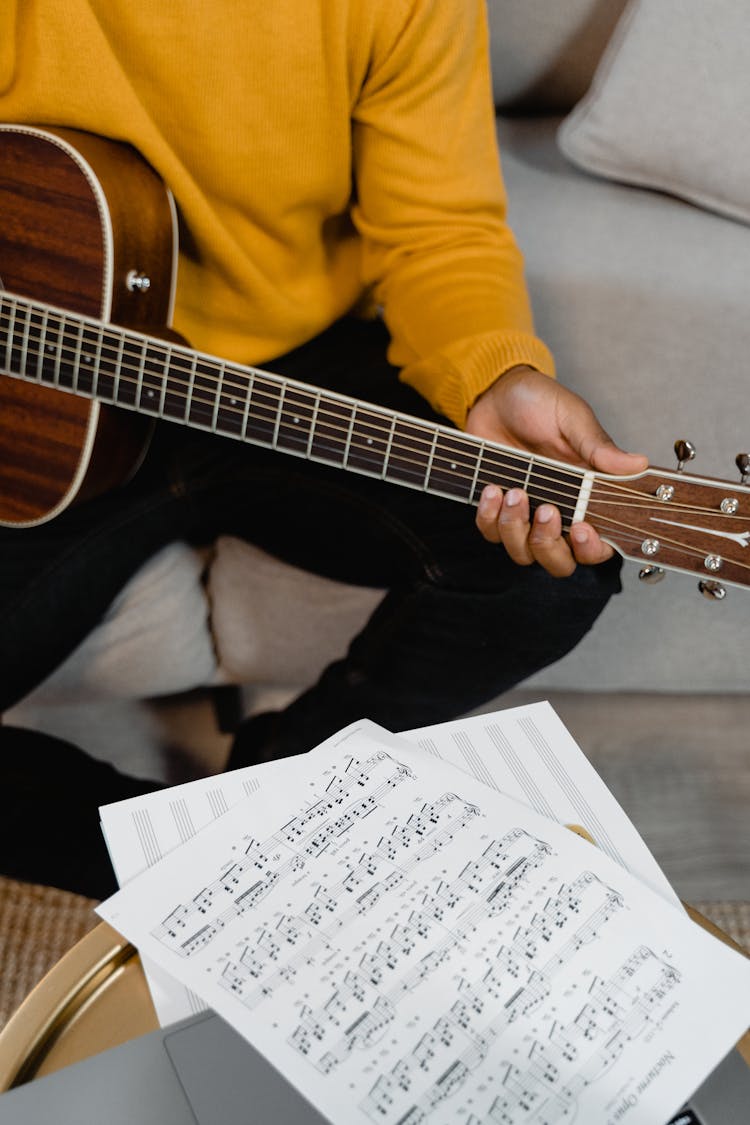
(638, 566, 665, 584)
(698, 580, 726, 601)
(674, 440, 696, 471)
(736, 453, 750, 484)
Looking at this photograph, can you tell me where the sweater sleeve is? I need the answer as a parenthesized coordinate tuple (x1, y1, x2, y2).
(351, 0, 555, 427)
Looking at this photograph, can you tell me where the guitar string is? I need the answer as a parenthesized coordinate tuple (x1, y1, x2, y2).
(1, 308, 748, 544)
(0, 303, 739, 513)
(1, 307, 744, 522)
(1, 307, 629, 495)
(3, 342, 747, 575)
(0, 302, 642, 500)
(579, 512, 750, 574)
(4, 360, 747, 580)
(4, 322, 749, 569)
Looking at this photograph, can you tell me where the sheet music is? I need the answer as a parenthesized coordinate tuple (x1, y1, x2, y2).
(97, 724, 750, 1125)
(99, 703, 678, 1024)
(402, 702, 678, 905)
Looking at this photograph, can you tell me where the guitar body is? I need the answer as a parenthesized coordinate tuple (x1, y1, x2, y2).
(0, 125, 176, 526)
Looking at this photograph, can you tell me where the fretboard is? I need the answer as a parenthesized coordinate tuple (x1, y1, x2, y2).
(0, 291, 587, 523)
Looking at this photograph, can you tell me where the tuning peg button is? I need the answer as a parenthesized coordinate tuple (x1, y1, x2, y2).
(698, 580, 726, 600)
(638, 566, 665, 584)
(736, 453, 750, 484)
(674, 440, 696, 471)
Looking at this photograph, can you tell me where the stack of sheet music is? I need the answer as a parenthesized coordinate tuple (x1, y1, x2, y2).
(97, 702, 750, 1125)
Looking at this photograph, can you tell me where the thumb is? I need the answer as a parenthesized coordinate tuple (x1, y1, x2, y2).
(589, 438, 649, 476)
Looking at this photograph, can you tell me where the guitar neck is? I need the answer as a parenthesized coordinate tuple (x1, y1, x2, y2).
(0, 290, 590, 523)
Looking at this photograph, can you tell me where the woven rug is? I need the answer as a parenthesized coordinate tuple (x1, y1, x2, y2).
(1, 876, 748, 1034)
(0, 876, 99, 1031)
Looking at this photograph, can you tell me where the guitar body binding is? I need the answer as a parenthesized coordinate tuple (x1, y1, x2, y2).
(0, 125, 176, 526)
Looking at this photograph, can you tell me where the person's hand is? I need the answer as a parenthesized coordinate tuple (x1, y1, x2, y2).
(465, 365, 648, 577)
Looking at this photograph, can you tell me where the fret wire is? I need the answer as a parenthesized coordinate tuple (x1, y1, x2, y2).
(423, 429, 438, 491)
(19, 301, 31, 378)
(271, 379, 286, 447)
(211, 361, 227, 432)
(54, 310, 69, 387)
(240, 368, 254, 438)
(306, 390, 322, 458)
(177, 353, 194, 422)
(90, 322, 104, 400)
(342, 403, 357, 468)
(71, 315, 84, 393)
(152, 342, 169, 414)
(133, 337, 148, 408)
(3, 299, 16, 373)
(382, 415, 397, 479)
(146, 342, 169, 413)
(52, 309, 70, 388)
(57, 312, 73, 389)
(155, 343, 169, 417)
(61, 312, 77, 387)
(111, 328, 125, 403)
(469, 440, 485, 502)
(522, 457, 533, 491)
(34, 308, 48, 384)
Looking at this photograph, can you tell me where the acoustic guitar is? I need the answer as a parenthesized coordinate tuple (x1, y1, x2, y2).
(1, 124, 749, 598)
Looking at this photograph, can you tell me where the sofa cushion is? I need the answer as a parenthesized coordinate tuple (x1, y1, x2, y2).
(486, 0, 628, 111)
(558, 0, 750, 226)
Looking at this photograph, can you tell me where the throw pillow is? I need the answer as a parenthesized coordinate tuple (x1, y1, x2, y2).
(558, 0, 750, 225)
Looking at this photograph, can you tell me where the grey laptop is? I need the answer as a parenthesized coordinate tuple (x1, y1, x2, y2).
(0, 1011, 747, 1124)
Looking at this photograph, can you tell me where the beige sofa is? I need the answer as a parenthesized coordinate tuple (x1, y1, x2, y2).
(9, 0, 750, 761)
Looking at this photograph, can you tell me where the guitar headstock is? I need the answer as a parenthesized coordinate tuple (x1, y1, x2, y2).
(586, 465, 750, 593)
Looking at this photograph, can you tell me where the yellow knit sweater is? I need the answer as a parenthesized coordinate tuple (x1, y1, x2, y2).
(0, 1, 554, 426)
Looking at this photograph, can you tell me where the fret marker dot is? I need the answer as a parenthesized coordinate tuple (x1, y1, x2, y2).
(367, 438, 373, 445)
(294, 417, 300, 425)
(451, 462, 457, 470)
(147, 389, 155, 398)
(230, 398, 238, 406)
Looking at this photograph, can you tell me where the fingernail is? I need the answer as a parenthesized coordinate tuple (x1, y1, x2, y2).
(570, 525, 588, 544)
(536, 505, 554, 524)
(478, 485, 501, 513)
(504, 489, 522, 507)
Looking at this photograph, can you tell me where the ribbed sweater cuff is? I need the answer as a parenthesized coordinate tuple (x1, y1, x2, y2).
(399, 331, 556, 428)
